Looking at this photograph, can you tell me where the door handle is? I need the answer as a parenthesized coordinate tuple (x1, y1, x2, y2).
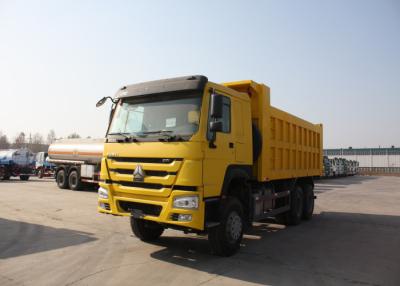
(229, 142, 234, 148)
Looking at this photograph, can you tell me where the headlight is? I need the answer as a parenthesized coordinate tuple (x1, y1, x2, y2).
(98, 187, 109, 199)
(173, 196, 199, 209)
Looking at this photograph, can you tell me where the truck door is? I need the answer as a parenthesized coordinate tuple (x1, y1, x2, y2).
(203, 92, 236, 198)
(232, 99, 251, 163)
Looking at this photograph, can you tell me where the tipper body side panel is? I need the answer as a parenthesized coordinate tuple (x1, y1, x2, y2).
(223, 80, 323, 182)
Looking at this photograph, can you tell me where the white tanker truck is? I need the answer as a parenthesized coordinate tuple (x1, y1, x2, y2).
(48, 138, 104, 190)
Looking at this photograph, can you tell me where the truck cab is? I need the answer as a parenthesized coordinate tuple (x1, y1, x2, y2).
(99, 76, 252, 225)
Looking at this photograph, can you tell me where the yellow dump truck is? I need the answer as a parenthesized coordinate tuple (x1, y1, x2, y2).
(97, 75, 323, 256)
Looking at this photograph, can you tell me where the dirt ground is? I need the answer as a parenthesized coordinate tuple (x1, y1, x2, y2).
(0, 176, 399, 286)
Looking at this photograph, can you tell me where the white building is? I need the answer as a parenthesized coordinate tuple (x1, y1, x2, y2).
(324, 147, 400, 174)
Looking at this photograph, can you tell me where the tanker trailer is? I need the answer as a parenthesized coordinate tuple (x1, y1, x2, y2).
(0, 148, 35, 180)
(48, 138, 104, 190)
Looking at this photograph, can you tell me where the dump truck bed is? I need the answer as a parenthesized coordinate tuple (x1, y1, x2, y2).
(223, 80, 323, 182)
(265, 106, 322, 180)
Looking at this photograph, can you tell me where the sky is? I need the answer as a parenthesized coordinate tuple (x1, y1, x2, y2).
(0, 0, 399, 148)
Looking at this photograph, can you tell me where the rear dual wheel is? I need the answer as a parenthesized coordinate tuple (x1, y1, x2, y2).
(68, 170, 82, 191)
(277, 184, 314, 225)
(287, 185, 304, 225)
(56, 169, 69, 189)
(56, 169, 82, 190)
(302, 184, 315, 220)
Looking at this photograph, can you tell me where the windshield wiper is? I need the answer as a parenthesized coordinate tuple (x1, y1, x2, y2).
(137, 130, 184, 142)
(139, 130, 174, 135)
(107, 132, 138, 142)
(158, 134, 184, 142)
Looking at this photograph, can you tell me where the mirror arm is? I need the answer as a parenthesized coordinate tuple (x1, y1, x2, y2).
(105, 96, 119, 104)
(208, 118, 217, 149)
(209, 132, 217, 149)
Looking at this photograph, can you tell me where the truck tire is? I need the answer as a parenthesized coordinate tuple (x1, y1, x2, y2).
(20, 175, 30, 181)
(56, 169, 69, 189)
(252, 124, 262, 162)
(208, 197, 244, 256)
(37, 168, 44, 178)
(302, 184, 314, 220)
(68, 170, 82, 191)
(276, 185, 303, 226)
(130, 217, 164, 241)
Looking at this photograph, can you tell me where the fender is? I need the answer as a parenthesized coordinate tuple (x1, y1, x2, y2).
(220, 165, 252, 198)
(204, 164, 252, 228)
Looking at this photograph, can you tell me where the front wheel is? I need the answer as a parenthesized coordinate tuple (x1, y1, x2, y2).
(130, 217, 164, 241)
(37, 168, 44, 178)
(208, 197, 244, 256)
(20, 175, 30, 181)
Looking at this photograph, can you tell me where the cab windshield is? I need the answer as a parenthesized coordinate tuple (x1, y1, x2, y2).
(108, 92, 202, 141)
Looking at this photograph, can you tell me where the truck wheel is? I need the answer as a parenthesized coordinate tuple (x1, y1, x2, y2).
(302, 184, 314, 220)
(130, 217, 164, 241)
(208, 197, 244, 256)
(20, 175, 30, 181)
(276, 185, 303, 226)
(68, 170, 82, 191)
(56, 169, 69, 189)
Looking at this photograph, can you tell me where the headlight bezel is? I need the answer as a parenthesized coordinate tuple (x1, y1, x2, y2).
(173, 195, 199, 209)
(98, 186, 109, 199)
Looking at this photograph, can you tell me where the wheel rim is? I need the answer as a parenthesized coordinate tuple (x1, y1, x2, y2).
(70, 174, 77, 188)
(58, 173, 64, 185)
(226, 211, 242, 243)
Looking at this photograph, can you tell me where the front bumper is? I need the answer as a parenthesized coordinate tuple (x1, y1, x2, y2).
(98, 183, 205, 231)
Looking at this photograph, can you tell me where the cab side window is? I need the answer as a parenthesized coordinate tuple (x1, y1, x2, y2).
(207, 95, 231, 139)
(221, 96, 231, 133)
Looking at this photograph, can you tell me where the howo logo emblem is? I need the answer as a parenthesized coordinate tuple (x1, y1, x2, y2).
(133, 165, 146, 182)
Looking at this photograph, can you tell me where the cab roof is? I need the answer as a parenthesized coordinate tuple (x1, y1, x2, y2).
(115, 75, 208, 99)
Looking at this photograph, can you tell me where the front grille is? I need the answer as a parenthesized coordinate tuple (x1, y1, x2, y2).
(173, 185, 197, 192)
(104, 203, 110, 210)
(110, 169, 175, 177)
(108, 157, 182, 164)
(118, 181, 170, 189)
(119, 201, 162, 216)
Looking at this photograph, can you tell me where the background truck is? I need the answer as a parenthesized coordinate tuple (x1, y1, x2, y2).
(323, 156, 333, 177)
(48, 138, 104, 190)
(34, 152, 56, 178)
(97, 75, 323, 256)
(0, 148, 35, 180)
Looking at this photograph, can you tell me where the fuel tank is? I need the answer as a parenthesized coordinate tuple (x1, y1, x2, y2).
(48, 138, 104, 164)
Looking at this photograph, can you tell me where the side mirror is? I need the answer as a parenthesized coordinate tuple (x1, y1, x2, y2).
(210, 93, 223, 118)
(96, 97, 107, 107)
(210, 121, 223, 132)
